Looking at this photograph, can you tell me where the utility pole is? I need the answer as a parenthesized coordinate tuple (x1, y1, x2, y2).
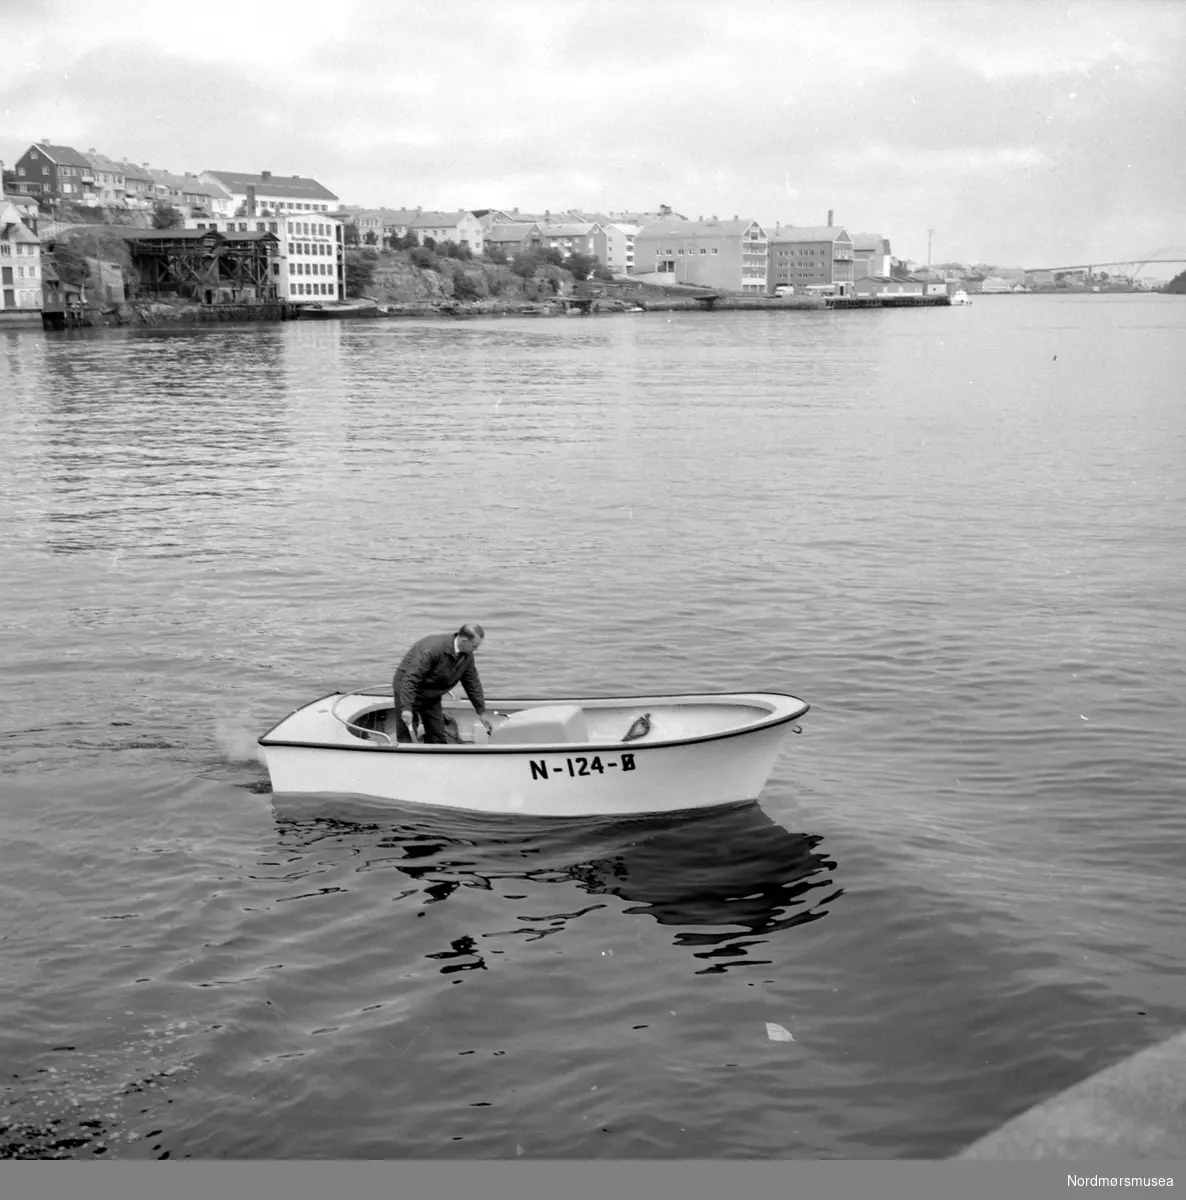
(927, 228, 934, 274)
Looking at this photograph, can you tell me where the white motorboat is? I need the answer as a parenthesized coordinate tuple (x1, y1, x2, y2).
(950, 289, 972, 305)
(258, 689, 809, 817)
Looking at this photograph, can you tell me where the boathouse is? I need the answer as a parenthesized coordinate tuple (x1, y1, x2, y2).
(119, 227, 280, 304)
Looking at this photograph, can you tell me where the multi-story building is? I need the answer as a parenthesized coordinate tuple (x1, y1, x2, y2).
(82, 150, 128, 206)
(0, 198, 43, 315)
(600, 222, 638, 274)
(407, 210, 485, 255)
(338, 207, 390, 244)
(119, 161, 157, 209)
(142, 169, 231, 218)
(199, 169, 339, 218)
(484, 222, 542, 257)
(765, 224, 855, 295)
(188, 210, 345, 304)
(851, 233, 891, 279)
(10, 142, 96, 202)
(632, 216, 769, 292)
(537, 222, 600, 259)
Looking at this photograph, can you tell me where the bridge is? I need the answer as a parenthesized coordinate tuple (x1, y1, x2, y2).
(1024, 247, 1186, 281)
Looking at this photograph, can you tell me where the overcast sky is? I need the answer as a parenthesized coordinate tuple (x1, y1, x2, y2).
(3, 0, 1183, 271)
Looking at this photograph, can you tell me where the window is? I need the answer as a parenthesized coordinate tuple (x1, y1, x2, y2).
(712, 248, 719, 255)
(17, 167, 25, 177)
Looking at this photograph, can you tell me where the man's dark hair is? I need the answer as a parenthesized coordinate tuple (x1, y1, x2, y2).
(458, 622, 485, 641)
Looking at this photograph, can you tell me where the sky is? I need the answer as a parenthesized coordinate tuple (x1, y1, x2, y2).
(2, 0, 1184, 272)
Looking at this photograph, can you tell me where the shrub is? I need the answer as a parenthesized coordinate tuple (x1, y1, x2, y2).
(409, 246, 438, 270)
(510, 251, 539, 278)
(452, 271, 481, 301)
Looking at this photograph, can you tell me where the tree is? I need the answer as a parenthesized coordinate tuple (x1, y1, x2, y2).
(485, 245, 508, 264)
(1163, 268, 1186, 294)
(152, 201, 183, 230)
(452, 271, 481, 301)
(363, 230, 378, 246)
(541, 246, 565, 268)
(565, 251, 596, 281)
(344, 222, 360, 246)
(511, 250, 539, 278)
(344, 248, 376, 297)
(409, 246, 437, 270)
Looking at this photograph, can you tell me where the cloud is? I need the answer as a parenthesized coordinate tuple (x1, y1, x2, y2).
(2, 0, 1183, 267)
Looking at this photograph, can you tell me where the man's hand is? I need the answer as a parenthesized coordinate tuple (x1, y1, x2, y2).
(479, 713, 493, 735)
(401, 709, 416, 739)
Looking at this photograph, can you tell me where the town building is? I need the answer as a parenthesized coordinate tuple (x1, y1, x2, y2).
(82, 150, 128, 206)
(407, 210, 485, 255)
(121, 227, 281, 305)
(188, 211, 345, 303)
(0, 198, 43, 317)
(537, 221, 600, 259)
(484, 222, 543, 257)
(145, 169, 229, 218)
(632, 216, 769, 292)
(10, 142, 96, 203)
(851, 233, 891, 279)
(599, 222, 639, 274)
(852, 276, 925, 298)
(118, 161, 157, 209)
(198, 169, 339, 218)
(765, 224, 855, 295)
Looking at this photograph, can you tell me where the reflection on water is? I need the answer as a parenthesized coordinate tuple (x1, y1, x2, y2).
(268, 798, 842, 975)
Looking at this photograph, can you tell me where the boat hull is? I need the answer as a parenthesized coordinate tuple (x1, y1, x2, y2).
(259, 692, 807, 817)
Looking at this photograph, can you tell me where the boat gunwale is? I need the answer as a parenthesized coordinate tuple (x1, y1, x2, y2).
(258, 690, 810, 755)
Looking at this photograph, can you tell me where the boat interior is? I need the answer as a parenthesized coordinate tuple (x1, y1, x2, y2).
(344, 697, 774, 748)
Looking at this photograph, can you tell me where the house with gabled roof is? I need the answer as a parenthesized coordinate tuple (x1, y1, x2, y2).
(10, 142, 96, 202)
(765, 224, 855, 295)
(145, 168, 228, 216)
(632, 216, 768, 292)
(484, 222, 543, 257)
(850, 233, 891, 279)
(198, 169, 339, 218)
(81, 150, 128, 206)
(538, 221, 600, 260)
(407, 210, 484, 255)
(1, 198, 44, 316)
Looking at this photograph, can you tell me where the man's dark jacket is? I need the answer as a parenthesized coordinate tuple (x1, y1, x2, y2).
(393, 633, 486, 714)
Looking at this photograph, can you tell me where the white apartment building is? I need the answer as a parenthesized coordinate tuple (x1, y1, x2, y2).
(199, 169, 339, 218)
(1, 199, 43, 313)
(187, 211, 345, 303)
(602, 222, 639, 274)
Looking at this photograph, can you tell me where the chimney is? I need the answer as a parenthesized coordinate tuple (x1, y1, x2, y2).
(261, 170, 271, 182)
(827, 210, 833, 226)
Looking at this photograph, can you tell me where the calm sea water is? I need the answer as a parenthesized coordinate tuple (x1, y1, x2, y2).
(1, 296, 1184, 1160)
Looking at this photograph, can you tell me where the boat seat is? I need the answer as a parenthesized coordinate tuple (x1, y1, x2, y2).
(489, 704, 588, 745)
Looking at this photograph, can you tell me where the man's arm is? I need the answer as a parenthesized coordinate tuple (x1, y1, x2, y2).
(458, 658, 488, 723)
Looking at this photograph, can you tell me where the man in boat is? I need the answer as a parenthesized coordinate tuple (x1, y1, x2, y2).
(393, 623, 493, 744)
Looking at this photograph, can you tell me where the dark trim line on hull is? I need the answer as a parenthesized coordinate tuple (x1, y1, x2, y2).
(257, 692, 810, 755)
